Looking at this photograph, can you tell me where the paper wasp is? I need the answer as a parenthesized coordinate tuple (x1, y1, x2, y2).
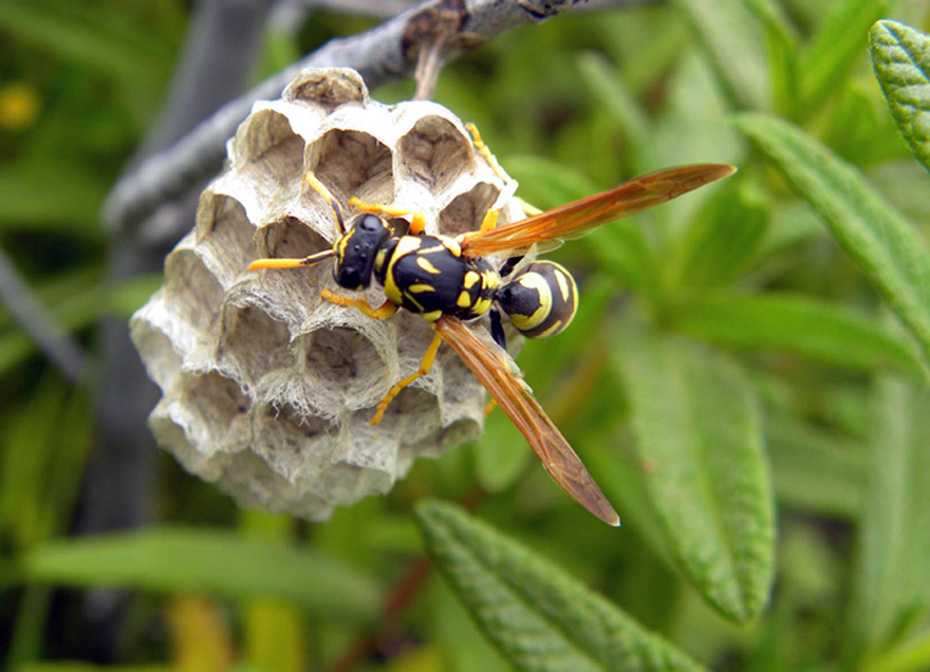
(249, 135, 735, 526)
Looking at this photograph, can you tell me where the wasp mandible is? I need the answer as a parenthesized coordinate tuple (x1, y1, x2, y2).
(249, 129, 735, 526)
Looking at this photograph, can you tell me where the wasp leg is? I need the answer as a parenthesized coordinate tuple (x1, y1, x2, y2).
(465, 122, 507, 182)
(371, 327, 443, 425)
(466, 123, 541, 231)
(489, 307, 507, 350)
(320, 289, 398, 320)
(348, 197, 427, 236)
(305, 172, 346, 234)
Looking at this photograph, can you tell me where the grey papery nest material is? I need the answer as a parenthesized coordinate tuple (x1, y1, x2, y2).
(131, 68, 527, 520)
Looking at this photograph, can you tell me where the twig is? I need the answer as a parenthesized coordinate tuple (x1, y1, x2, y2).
(410, 0, 465, 99)
(0, 244, 86, 384)
(103, 0, 600, 236)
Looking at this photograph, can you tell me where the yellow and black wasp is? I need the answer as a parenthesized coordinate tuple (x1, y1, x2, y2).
(249, 136, 735, 526)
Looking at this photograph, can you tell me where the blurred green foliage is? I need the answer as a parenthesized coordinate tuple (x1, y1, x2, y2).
(4, 0, 930, 670)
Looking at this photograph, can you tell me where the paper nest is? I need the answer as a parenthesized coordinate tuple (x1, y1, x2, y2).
(130, 68, 527, 520)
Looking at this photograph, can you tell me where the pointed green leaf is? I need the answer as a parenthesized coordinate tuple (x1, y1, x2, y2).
(668, 293, 925, 376)
(870, 19, 930, 175)
(613, 322, 774, 622)
(672, 0, 769, 110)
(23, 528, 378, 623)
(668, 181, 768, 289)
(415, 500, 707, 672)
(577, 51, 650, 162)
(744, 0, 801, 117)
(766, 414, 866, 519)
(801, 0, 889, 113)
(736, 113, 930, 366)
(844, 376, 930, 665)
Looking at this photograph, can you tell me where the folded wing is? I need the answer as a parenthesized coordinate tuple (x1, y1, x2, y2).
(434, 316, 620, 526)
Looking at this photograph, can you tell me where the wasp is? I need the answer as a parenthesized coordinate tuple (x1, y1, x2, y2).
(249, 135, 735, 526)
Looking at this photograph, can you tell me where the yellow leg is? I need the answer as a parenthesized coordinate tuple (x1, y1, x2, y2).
(466, 122, 542, 227)
(321, 289, 398, 320)
(479, 208, 499, 232)
(371, 327, 443, 425)
(466, 122, 507, 181)
(348, 197, 427, 235)
(305, 172, 346, 233)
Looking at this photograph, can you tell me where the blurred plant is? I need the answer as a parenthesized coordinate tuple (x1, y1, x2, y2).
(3, 1, 930, 671)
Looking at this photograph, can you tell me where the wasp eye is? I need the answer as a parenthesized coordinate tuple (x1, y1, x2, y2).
(358, 214, 383, 232)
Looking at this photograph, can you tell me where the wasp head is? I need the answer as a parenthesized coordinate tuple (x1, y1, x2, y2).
(332, 214, 392, 291)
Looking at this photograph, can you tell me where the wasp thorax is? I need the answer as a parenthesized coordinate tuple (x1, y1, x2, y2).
(129, 67, 529, 522)
(334, 214, 391, 291)
(497, 260, 578, 339)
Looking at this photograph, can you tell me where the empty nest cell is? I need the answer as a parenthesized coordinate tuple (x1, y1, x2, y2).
(193, 194, 255, 287)
(179, 370, 251, 442)
(254, 215, 332, 261)
(306, 128, 393, 204)
(438, 181, 502, 238)
(163, 246, 224, 334)
(218, 303, 293, 387)
(299, 325, 388, 410)
(398, 115, 473, 191)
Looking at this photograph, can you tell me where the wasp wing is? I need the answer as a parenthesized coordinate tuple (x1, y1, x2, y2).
(434, 316, 620, 526)
(460, 163, 736, 257)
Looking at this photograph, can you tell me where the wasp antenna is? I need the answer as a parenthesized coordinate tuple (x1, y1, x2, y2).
(305, 172, 346, 234)
(249, 249, 334, 272)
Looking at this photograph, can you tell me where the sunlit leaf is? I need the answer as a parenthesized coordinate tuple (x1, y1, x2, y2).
(871, 19, 930, 175)
(801, 0, 890, 114)
(669, 292, 925, 376)
(736, 113, 930, 366)
(766, 414, 866, 518)
(668, 180, 767, 288)
(613, 320, 774, 622)
(24, 528, 379, 623)
(844, 376, 930, 666)
(672, 0, 769, 110)
(416, 500, 708, 672)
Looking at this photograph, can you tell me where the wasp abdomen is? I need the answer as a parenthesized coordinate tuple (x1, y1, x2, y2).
(496, 260, 578, 339)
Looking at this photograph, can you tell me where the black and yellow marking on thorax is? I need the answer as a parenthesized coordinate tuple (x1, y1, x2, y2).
(496, 260, 578, 339)
(374, 234, 500, 322)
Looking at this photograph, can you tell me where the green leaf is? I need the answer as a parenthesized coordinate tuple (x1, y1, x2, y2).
(672, 0, 769, 110)
(19, 664, 172, 672)
(668, 180, 768, 289)
(0, 0, 172, 90)
(577, 51, 650, 163)
(744, 0, 801, 118)
(23, 528, 379, 623)
(766, 414, 866, 519)
(844, 376, 930, 666)
(506, 154, 599, 210)
(870, 19, 930, 175)
(800, 0, 890, 114)
(415, 500, 708, 672)
(668, 292, 925, 376)
(736, 113, 930, 366)
(473, 408, 532, 494)
(430, 575, 511, 672)
(612, 321, 774, 622)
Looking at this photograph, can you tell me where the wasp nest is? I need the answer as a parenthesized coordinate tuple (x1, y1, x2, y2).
(131, 68, 526, 520)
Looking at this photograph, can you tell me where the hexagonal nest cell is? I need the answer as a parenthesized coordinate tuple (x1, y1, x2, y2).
(130, 67, 528, 521)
